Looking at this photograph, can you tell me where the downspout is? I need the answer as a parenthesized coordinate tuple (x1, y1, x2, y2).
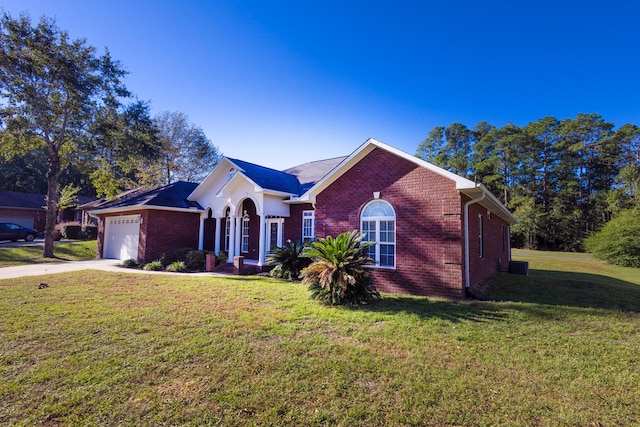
(463, 187, 486, 293)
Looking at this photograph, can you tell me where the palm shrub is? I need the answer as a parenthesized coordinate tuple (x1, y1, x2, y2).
(266, 240, 311, 280)
(165, 261, 187, 272)
(143, 260, 164, 271)
(301, 230, 380, 305)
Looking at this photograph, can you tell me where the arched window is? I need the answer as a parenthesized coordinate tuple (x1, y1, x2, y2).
(361, 200, 396, 268)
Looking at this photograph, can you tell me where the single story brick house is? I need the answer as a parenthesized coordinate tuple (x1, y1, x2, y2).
(91, 139, 516, 298)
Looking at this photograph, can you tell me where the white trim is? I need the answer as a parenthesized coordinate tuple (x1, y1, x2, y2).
(360, 200, 396, 269)
(302, 210, 314, 242)
(241, 214, 250, 253)
(89, 205, 203, 217)
(266, 217, 284, 253)
(478, 214, 484, 259)
(464, 189, 486, 290)
(295, 138, 516, 225)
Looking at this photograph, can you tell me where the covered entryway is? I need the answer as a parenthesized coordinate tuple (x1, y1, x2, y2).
(103, 215, 140, 261)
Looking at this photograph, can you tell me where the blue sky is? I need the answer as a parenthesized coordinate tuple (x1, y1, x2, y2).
(3, 1, 640, 170)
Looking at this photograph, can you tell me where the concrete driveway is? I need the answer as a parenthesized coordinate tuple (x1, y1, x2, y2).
(0, 238, 46, 247)
(0, 258, 226, 280)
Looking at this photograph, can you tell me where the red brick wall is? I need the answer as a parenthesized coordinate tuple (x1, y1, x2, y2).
(240, 199, 260, 260)
(285, 203, 313, 243)
(314, 147, 466, 298)
(142, 210, 200, 263)
(97, 209, 200, 264)
(466, 199, 511, 288)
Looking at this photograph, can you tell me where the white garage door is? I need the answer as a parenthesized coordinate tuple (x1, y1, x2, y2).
(104, 215, 140, 261)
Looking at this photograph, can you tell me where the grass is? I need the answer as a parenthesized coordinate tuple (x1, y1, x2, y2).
(0, 240, 97, 266)
(1, 251, 639, 426)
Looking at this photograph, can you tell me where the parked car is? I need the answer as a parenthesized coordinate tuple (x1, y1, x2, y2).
(0, 223, 38, 242)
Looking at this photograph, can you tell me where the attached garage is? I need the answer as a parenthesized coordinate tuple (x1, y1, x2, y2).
(103, 215, 140, 261)
(90, 182, 203, 264)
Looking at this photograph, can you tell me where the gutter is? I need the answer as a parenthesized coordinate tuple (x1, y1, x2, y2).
(463, 186, 486, 291)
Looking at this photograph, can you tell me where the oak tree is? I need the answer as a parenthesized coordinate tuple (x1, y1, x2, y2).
(1, 13, 130, 256)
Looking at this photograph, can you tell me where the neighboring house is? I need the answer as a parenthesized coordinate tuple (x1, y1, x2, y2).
(0, 190, 96, 231)
(90, 139, 516, 298)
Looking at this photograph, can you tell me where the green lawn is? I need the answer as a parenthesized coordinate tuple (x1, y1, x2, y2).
(0, 240, 97, 266)
(1, 251, 638, 426)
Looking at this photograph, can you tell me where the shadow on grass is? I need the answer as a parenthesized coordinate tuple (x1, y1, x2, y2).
(347, 295, 510, 323)
(475, 269, 640, 313)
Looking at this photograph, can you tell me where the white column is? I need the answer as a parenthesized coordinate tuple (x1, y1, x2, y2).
(228, 216, 236, 261)
(198, 215, 205, 250)
(258, 214, 266, 266)
(234, 216, 242, 255)
(214, 217, 221, 255)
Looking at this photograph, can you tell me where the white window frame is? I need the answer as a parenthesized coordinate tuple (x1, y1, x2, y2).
(266, 218, 284, 252)
(302, 210, 315, 242)
(241, 214, 250, 253)
(479, 214, 484, 259)
(360, 200, 396, 268)
(224, 213, 230, 252)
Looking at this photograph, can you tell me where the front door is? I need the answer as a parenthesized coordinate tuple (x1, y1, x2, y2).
(265, 218, 284, 253)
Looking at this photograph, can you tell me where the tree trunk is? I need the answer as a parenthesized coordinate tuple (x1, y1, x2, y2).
(43, 153, 61, 258)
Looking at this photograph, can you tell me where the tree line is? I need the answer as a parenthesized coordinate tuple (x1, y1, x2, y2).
(416, 114, 640, 251)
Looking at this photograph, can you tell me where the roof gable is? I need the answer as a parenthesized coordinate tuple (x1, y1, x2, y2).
(227, 158, 302, 195)
(300, 138, 516, 224)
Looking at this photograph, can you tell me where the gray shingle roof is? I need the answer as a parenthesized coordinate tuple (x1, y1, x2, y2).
(95, 181, 203, 211)
(283, 156, 347, 193)
(0, 191, 45, 209)
(0, 191, 97, 209)
(227, 156, 347, 196)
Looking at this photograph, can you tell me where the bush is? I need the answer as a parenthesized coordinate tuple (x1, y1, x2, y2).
(217, 251, 228, 265)
(301, 230, 380, 305)
(584, 209, 640, 267)
(143, 260, 164, 271)
(266, 240, 311, 280)
(174, 247, 194, 263)
(122, 258, 138, 268)
(185, 250, 206, 271)
(82, 224, 97, 240)
(59, 222, 82, 240)
(165, 261, 187, 272)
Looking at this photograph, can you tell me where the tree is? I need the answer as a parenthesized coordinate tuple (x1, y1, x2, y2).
(0, 147, 48, 193)
(0, 13, 130, 257)
(472, 123, 524, 205)
(142, 111, 221, 186)
(87, 101, 158, 198)
(584, 209, 640, 267)
(443, 122, 474, 177)
(608, 124, 640, 213)
(415, 126, 445, 165)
